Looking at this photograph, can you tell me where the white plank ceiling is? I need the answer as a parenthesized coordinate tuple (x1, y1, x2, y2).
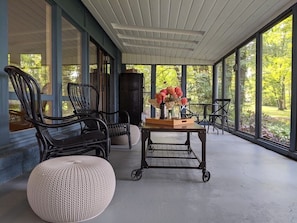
(82, 0, 297, 65)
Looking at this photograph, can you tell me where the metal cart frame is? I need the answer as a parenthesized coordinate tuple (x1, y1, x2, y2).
(131, 122, 210, 182)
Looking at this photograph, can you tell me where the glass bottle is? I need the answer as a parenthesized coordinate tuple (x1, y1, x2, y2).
(160, 102, 166, 119)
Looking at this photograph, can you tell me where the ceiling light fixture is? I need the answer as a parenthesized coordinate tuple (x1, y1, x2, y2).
(112, 23, 205, 36)
(123, 42, 194, 51)
(117, 34, 198, 45)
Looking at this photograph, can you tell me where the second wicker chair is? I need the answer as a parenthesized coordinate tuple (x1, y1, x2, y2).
(67, 83, 132, 149)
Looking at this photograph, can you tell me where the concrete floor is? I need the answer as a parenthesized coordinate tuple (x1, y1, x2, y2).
(0, 131, 297, 223)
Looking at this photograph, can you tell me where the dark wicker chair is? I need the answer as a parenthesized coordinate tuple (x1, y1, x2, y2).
(5, 65, 110, 161)
(67, 83, 132, 149)
(207, 98, 231, 134)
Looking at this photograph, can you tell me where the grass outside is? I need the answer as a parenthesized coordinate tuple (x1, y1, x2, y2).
(262, 106, 290, 120)
(241, 104, 290, 119)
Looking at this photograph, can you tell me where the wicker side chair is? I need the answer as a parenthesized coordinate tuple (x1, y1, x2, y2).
(67, 83, 132, 149)
(5, 65, 111, 161)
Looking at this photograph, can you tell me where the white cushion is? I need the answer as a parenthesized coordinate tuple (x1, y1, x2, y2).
(111, 124, 140, 146)
(27, 155, 116, 222)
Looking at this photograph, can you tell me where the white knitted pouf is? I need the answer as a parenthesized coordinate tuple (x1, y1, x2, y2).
(27, 155, 116, 223)
(111, 124, 140, 146)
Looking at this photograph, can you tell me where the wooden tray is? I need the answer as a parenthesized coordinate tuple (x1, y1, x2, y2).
(145, 118, 194, 126)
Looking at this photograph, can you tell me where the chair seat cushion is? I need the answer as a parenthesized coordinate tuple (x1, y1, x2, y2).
(111, 124, 140, 146)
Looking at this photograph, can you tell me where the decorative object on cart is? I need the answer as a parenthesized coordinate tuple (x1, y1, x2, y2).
(145, 118, 194, 126)
(183, 107, 200, 123)
(159, 101, 166, 119)
(180, 106, 187, 118)
(27, 155, 116, 222)
(149, 86, 188, 118)
(67, 82, 133, 149)
(177, 98, 188, 118)
(5, 65, 110, 161)
(208, 98, 231, 134)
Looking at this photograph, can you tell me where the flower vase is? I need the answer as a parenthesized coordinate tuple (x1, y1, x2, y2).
(168, 109, 173, 119)
(174, 106, 180, 119)
(160, 102, 166, 119)
(169, 106, 180, 119)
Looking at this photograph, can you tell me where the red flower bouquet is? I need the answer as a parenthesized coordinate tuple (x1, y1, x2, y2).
(149, 86, 188, 110)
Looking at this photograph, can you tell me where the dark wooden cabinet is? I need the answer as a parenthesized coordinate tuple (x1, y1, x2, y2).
(119, 73, 143, 125)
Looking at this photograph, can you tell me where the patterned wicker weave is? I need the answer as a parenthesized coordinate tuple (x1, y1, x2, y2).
(67, 83, 132, 149)
(27, 155, 116, 222)
(5, 66, 110, 161)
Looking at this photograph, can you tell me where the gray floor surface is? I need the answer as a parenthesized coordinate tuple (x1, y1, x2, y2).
(0, 131, 297, 223)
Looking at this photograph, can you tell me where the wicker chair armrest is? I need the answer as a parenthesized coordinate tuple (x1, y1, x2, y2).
(99, 110, 130, 124)
(43, 113, 80, 121)
(30, 116, 109, 136)
(107, 122, 130, 137)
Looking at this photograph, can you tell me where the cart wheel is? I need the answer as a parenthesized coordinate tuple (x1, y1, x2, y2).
(202, 170, 211, 182)
(131, 169, 143, 181)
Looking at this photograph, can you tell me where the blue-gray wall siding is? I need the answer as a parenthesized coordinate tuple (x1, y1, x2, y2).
(0, 0, 9, 146)
(53, 0, 119, 59)
(0, 0, 122, 184)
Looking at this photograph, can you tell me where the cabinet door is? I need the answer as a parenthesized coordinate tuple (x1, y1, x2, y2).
(119, 73, 143, 125)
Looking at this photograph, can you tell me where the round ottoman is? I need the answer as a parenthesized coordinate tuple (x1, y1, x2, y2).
(27, 155, 116, 223)
(111, 124, 140, 146)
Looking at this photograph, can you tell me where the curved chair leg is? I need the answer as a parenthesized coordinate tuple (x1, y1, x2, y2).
(221, 116, 230, 134)
(207, 117, 211, 133)
(221, 117, 225, 134)
(128, 133, 132, 149)
(207, 116, 219, 134)
(226, 118, 230, 132)
(213, 118, 219, 134)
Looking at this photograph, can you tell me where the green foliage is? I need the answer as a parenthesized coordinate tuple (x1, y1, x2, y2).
(20, 54, 50, 88)
(239, 16, 292, 146)
(262, 15, 292, 109)
(186, 65, 212, 103)
(262, 117, 290, 146)
(156, 65, 181, 91)
(62, 65, 81, 96)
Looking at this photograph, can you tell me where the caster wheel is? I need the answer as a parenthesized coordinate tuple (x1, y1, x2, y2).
(131, 169, 143, 181)
(202, 170, 211, 182)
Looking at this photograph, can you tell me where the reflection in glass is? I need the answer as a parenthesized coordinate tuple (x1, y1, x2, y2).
(89, 41, 98, 89)
(61, 17, 82, 115)
(8, 0, 52, 131)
